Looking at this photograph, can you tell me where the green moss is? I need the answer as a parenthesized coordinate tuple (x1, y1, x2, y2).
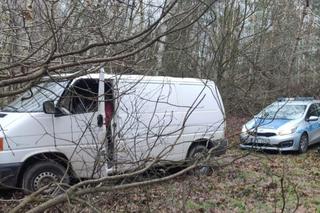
(186, 200, 216, 211)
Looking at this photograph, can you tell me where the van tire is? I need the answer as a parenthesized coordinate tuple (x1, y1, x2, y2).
(298, 133, 308, 154)
(22, 161, 70, 194)
(188, 145, 212, 176)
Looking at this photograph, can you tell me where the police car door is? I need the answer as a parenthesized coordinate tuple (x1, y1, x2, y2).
(312, 103, 320, 144)
(306, 104, 320, 144)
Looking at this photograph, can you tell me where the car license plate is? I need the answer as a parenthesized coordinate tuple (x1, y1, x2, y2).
(249, 137, 270, 144)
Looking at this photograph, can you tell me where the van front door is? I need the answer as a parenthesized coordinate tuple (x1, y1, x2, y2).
(53, 77, 107, 178)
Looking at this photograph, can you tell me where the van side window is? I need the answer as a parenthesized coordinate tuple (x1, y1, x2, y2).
(59, 79, 99, 114)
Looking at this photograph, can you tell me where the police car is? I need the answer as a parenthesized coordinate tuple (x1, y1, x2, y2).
(240, 97, 320, 153)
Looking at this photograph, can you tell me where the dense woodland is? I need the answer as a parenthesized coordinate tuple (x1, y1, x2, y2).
(1, 0, 319, 114)
(1, 0, 320, 212)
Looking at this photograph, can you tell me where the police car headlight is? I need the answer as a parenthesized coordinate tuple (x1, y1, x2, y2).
(241, 126, 248, 136)
(278, 127, 297, 136)
(241, 119, 254, 137)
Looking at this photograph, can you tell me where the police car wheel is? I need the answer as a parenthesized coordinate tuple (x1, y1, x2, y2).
(298, 133, 308, 154)
(22, 161, 70, 194)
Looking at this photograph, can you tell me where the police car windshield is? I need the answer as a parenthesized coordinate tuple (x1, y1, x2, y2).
(257, 103, 306, 120)
(2, 81, 69, 112)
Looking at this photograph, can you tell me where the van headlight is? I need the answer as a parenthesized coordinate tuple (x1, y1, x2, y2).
(278, 127, 297, 136)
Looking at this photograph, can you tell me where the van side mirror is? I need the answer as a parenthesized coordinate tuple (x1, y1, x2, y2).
(43, 101, 55, 114)
(307, 116, 318, 122)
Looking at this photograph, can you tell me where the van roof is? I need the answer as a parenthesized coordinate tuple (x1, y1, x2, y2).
(74, 73, 215, 85)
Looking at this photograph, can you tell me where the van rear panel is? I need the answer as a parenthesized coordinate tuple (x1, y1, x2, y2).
(114, 76, 225, 169)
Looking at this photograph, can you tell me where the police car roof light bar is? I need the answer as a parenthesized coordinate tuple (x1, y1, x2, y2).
(277, 97, 314, 102)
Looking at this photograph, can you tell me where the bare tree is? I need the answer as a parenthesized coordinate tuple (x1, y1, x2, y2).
(1, 0, 320, 212)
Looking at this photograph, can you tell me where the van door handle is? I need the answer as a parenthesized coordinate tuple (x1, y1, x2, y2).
(97, 114, 103, 127)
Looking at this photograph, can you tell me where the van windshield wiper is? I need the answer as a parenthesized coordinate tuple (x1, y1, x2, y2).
(21, 88, 33, 101)
(2, 105, 18, 112)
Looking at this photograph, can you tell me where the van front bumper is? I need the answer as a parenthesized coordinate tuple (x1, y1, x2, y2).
(239, 133, 300, 151)
(0, 163, 21, 188)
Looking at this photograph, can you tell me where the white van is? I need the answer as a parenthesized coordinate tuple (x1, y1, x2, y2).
(0, 70, 227, 191)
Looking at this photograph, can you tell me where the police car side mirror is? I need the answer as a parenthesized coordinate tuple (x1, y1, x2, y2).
(307, 116, 318, 122)
(43, 100, 55, 114)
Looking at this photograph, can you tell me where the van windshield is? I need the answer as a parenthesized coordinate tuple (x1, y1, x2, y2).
(2, 81, 69, 112)
(257, 103, 307, 120)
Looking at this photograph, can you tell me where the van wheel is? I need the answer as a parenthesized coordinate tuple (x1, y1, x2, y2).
(298, 133, 308, 154)
(188, 145, 212, 176)
(22, 161, 70, 194)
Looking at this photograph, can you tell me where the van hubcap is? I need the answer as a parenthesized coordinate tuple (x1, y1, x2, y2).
(193, 151, 206, 160)
(34, 172, 59, 191)
(192, 150, 211, 175)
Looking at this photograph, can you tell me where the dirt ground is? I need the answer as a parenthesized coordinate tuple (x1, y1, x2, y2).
(1, 117, 320, 212)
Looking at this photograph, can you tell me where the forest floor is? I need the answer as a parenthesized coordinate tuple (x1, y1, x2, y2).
(1, 116, 320, 212)
(96, 116, 320, 212)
